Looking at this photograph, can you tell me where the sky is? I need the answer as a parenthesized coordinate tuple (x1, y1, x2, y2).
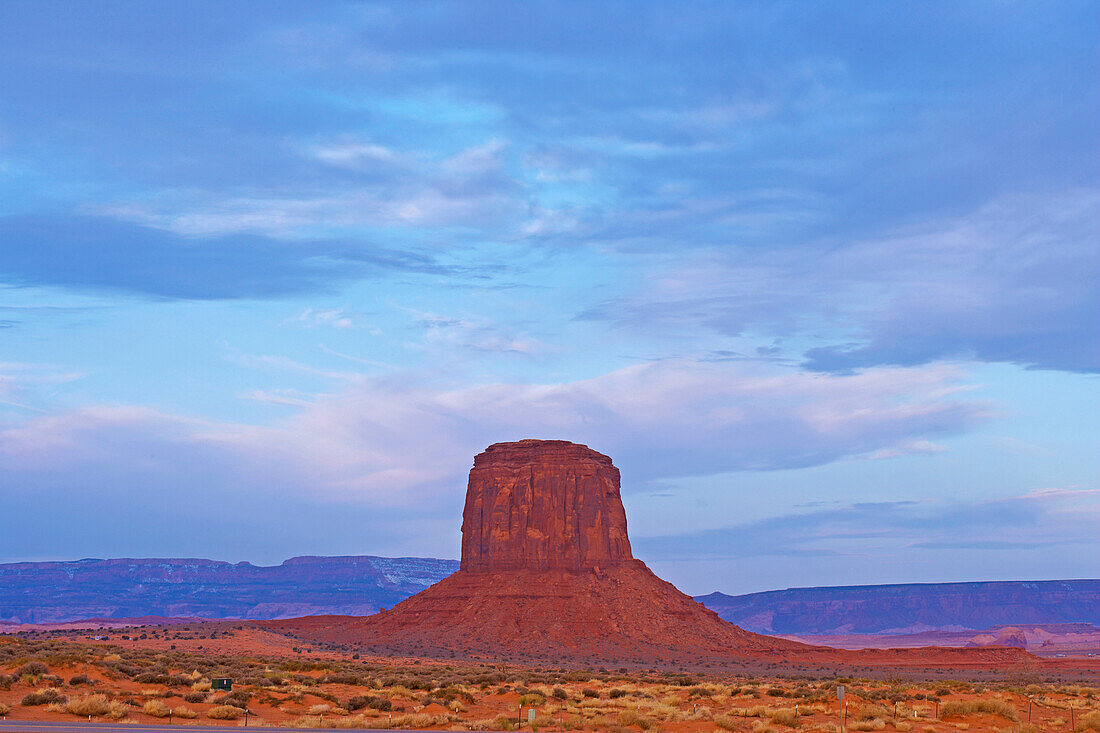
(1, 1, 1098, 595)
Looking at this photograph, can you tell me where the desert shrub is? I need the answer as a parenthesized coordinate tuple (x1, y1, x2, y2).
(207, 704, 244, 720)
(1076, 711, 1100, 733)
(715, 713, 739, 730)
(619, 710, 640, 727)
(191, 679, 212, 692)
(172, 706, 197, 719)
(895, 723, 912, 732)
(308, 704, 331, 715)
(609, 688, 627, 699)
(552, 687, 568, 700)
(65, 694, 112, 716)
(582, 688, 599, 698)
(22, 688, 67, 706)
(133, 672, 168, 684)
(941, 700, 1018, 722)
(17, 662, 49, 676)
(323, 673, 362, 685)
(935, 689, 952, 697)
(769, 708, 801, 728)
(68, 674, 89, 686)
(853, 705, 890, 722)
(347, 695, 396, 708)
(849, 720, 885, 731)
(143, 699, 171, 718)
(0, 703, 9, 716)
(105, 701, 129, 720)
(183, 691, 207, 703)
(212, 690, 251, 708)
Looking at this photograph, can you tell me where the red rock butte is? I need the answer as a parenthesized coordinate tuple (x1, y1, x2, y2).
(265, 439, 1037, 668)
(461, 439, 632, 572)
(267, 439, 804, 661)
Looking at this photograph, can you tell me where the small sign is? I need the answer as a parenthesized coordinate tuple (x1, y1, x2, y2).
(529, 709, 536, 723)
(837, 686, 845, 701)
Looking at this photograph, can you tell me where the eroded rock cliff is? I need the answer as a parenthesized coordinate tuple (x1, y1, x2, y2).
(460, 440, 632, 571)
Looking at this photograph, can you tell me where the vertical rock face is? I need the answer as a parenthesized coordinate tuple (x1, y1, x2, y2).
(460, 439, 632, 571)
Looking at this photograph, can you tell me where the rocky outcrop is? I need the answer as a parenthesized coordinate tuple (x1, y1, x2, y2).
(266, 439, 805, 662)
(461, 440, 632, 571)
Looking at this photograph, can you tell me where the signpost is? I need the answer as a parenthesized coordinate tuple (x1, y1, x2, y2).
(838, 686, 846, 733)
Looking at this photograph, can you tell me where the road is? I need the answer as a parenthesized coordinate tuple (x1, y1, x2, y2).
(0, 722, 450, 733)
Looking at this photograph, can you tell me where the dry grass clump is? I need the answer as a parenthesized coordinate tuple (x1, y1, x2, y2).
(309, 704, 332, 715)
(191, 679, 212, 692)
(853, 705, 891, 721)
(1076, 712, 1100, 733)
(848, 720, 885, 731)
(895, 723, 912, 732)
(105, 701, 130, 720)
(64, 694, 112, 716)
(143, 699, 171, 717)
(471, 714, 516, 731)
(0, 703, 10, 716)
(207, 704, 244, 720)
(752, 721, 779, 733)
(715, 713, 739, 730)
(941, 700, 1019, 722)
(172, 706, 198, 719)
(769, 708, 801, 727)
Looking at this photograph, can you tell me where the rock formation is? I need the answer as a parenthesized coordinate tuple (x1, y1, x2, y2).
(266, 439, 804, 662)
(460, 440, 632, 571)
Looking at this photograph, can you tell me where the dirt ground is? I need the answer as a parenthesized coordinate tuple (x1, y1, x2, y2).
(1, 621, 1098, 731)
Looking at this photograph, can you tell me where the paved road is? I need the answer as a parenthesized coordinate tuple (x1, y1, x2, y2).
(0, 722, 446, 733)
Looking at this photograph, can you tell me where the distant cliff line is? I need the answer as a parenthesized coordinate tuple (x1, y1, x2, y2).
(0, 555, 459, 625)
(1, 555, 1096, 634)
(697, 579, 1100, 635)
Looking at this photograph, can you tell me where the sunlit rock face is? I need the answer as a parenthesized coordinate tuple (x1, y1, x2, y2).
(460, 440, 632, 572)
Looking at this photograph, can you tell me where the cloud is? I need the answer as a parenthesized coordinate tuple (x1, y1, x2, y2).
(284, 306, 359, 330)
(91, 139, 523, 239)
(0, 361, 84, 414)
(0, 214, 449, 299)
(584, 190, 1100, 373)
(405, 310, 547, 356)
(635, 489, 1100, 561)
(0, 360, 988, 516)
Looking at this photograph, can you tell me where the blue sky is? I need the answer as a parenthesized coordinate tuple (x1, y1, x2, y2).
(1, 1, 1097, 594)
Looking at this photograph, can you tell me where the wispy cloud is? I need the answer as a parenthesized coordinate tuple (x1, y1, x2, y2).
(0, 214, 451, 299)
(636, 489, 1100, 561)
(584, 190, 1100, 373)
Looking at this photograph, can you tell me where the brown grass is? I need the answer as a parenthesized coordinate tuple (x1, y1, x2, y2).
(207, 704, 244, 720)
(940, 700, 1019, 722)
(172, 705, 198, 719)
(63, 694, 112, 717)
(1076, 711, 1100, 733)
(715, 713, 740, 730)
(143, 699, 171, 718)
